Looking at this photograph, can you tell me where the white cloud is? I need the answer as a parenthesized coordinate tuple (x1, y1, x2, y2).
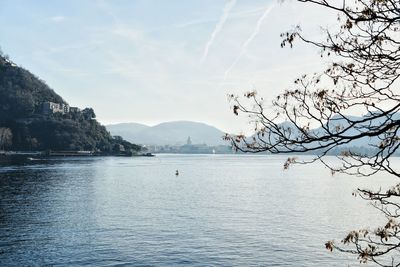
(49, 16, 65, 22)
(224, 3, 275, 81)
(201, 0, 236, 63)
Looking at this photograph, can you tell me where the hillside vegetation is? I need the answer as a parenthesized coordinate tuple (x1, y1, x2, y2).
(0, 53, 140, 153)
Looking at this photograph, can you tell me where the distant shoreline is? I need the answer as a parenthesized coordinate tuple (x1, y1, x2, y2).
(0, 151, 155, 163)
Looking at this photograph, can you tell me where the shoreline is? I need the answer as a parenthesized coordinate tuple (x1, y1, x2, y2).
(0, 151, 155, 163)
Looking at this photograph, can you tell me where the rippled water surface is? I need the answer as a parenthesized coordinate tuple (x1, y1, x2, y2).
(0, 154, 397, 266)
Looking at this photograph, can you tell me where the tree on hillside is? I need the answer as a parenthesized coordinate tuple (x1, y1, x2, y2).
(0, 127, 13, 150)
(82, 108, 96, 120)
(226, 0, 400, 265)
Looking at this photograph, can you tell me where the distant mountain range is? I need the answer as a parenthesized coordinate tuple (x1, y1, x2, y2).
(247, 113, 400, 155)
(106, 114, 400, 155)
(106, 121, 228, 146)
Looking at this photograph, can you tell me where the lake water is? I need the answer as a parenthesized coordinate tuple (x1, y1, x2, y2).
(0, 154, 397, 266)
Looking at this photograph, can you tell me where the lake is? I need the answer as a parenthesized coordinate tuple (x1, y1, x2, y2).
(0, 154, 397, 266)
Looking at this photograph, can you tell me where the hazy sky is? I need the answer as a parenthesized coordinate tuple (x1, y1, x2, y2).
(0, 0, 336, 133)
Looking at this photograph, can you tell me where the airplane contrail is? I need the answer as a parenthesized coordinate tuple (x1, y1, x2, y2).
(223, 3, 275, 81)
(201, 0, 236, 63)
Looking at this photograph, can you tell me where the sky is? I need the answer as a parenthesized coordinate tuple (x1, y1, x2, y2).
(0, 0, 337, 134)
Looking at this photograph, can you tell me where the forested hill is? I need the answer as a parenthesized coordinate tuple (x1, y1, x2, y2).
(0, 56, 65, 122)
(0, 54, 140, 153)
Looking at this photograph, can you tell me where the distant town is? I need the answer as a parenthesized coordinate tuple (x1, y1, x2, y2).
(145, 136, 234, 154)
